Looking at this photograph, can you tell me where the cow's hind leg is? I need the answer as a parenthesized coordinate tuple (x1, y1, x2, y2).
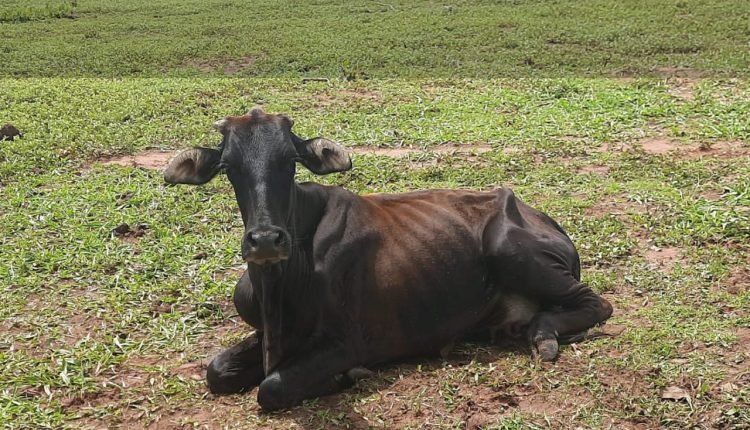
(526, 280, 612, 361)
(207, 271, 265, 394)
(486, 232, 612, 361)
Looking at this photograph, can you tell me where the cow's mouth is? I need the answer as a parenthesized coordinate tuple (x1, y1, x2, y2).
(246, 255, 289, 265)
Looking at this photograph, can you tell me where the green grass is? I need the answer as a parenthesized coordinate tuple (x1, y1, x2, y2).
(1, 0, 749, 77)
(1, 77, 749, 429)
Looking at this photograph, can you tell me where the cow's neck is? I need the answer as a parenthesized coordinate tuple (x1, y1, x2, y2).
(253, 182, 327, 374)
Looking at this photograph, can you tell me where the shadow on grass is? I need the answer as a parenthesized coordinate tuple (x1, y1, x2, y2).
(266, 338, 531, 430)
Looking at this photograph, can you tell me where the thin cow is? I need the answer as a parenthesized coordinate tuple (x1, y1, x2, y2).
(164, 107, 613, 411)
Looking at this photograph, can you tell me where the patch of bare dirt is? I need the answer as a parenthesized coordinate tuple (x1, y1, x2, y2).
(338, 89, 381, 100)
(213, 264, 246, 282)
(640, 137, 677, 154)
(186, 56, 257, 75)
(609, 69, 636, 81)
(171, 362, 204, 382)
(111, 223, 148, 241)
(669, 78, 698, 101)
(722, 264, 750, 295)
(582, 196, 647, 219)
(101, 150, 175, 169)
(578, 165, 609, 176)
(355, 144, 493, 157)
(734, 327, 750, 346)
(313, 93, 337, 107)
(62, 313, 105, 347)
(92, 144, 497, 173)
(313, 89, 382, 107)
(654, 67, 706, 79)
(634, 138, 750, 159)
(352, 367, 514, 429)
(701, 189, 724, 201)
(645, 246, 682, 270)
(689, 141, 750, 160)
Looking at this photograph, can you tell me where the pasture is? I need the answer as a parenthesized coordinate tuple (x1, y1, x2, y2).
(1, 1, 749, 429)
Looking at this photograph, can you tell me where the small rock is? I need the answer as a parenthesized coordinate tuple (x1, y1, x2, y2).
(112, 223, 148, 239)
(193, 251, 208, 260)
(112, 223, 131, 236)
(465, 412, 492, 430)
(660, 386, 690, 402)
(133, 224, 148, 237)
(0, 123, 21, 141)
(150, 299, 172, 315)
(720, 382, 738, 393)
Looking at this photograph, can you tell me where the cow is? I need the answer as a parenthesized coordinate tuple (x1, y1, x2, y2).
(163, 106, 613, 411)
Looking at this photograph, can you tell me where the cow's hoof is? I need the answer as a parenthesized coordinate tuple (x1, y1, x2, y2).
(258, 373, 288, 411)
(533, 338, 559, 362)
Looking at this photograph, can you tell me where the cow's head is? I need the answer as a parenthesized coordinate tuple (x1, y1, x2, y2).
(164, 107, 352, 265)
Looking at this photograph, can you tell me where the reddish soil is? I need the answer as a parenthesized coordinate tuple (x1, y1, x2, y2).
(723, 264, 750, 295)
(700, 189, 724, 201)
(583, 195, 646, 219)
(315, 89, 382, 106)
(668, 79, 697, 101)
(95, 145, 495, 171)
(640, 137, 677, 154)
(337, 89, 381, 100)
(636, 138, 750, 158)
(578, 165, 609, 176)
(645, 246, 682, 270)
(653, 67, 706, 79)
(357, 144, 493, 157)
(101, 150, 175, 169)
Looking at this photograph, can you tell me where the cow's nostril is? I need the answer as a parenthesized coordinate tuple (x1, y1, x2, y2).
(247, 233, 259, 248)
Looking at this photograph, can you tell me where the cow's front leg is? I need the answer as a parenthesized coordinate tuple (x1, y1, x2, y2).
(257, 340, 353, 411)
(206, 331, 265, 394)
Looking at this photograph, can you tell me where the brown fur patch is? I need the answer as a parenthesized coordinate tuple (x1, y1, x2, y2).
(223, 108, 290, 129)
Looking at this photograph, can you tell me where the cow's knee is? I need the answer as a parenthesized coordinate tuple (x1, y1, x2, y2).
(206, 352, 254, 394)
(206, 336, 265, 395)
(207, 354, 238, 394)
(597, 296, 614, 321)
(258, 372, 287, 411)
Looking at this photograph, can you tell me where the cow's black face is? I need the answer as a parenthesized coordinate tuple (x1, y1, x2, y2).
(164, 107, 351, 265)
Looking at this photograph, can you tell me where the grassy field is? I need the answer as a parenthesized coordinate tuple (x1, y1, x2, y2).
(2, 77, 749, 429)
(1, 0, 750, 77)
(1, 1, 750, 429)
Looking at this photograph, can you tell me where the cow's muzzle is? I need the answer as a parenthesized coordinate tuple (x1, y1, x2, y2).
(242, 226, 291, 265)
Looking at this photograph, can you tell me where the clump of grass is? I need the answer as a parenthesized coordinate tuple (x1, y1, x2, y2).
(0, 1, 77, 23)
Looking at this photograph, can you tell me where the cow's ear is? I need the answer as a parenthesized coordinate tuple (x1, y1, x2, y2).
(164, 148, 222, 185)
(295, 137, 352, 175)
